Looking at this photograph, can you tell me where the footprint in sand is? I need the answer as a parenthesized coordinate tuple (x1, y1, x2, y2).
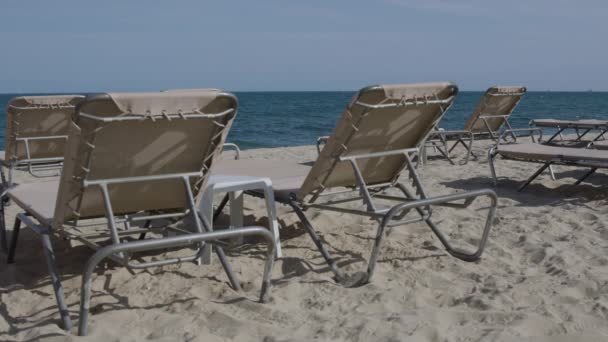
(544, 255, 567, 277)
(528, 248, 546, 264)
(580, 212, 599, 221)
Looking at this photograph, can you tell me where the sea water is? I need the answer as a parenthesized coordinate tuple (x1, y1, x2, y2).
(1, 91, 607, 150)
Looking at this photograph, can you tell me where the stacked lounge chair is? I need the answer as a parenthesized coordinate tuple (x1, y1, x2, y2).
(488, 128, 608, 191)
(425, 86, 526, 164)
(3, 90, 276, 335)
(213, 82, 498, 285)
(530, 118, 608, 145)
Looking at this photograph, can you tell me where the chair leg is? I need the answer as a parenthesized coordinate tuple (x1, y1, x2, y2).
(196, 212, 241, 291)
(287, 199, 345, 283)
(40, 231, 72, 331)
(213, 193, 230, 223)
(448, 140, 459, 154)
(575, 168, 597, 185)
(548, 165, 556, 180)
(7, 216, 21, 264)
(366, 214, 390, 282)
(518, 163, 552, 192)
(488, 147, 498, 187)
(401, 181, 492, 261)
(463, 135, 474, 164)
(0, 198, 7, 253)
(137, 220, 152, 240)
(422, 217, 490, 262)
(367, 188, 496, 282)
(434, 143, 455, 165)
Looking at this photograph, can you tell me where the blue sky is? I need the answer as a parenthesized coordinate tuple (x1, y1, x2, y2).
(0, 0, 606, 92)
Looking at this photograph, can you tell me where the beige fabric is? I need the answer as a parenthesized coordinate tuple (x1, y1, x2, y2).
(497, 143, 608, 165)
(5, 95, 84, 162)
(463, 86, 526, 133)
(53, 90, 237, 226)
(531, 119, 608, 129)
(213, 159, 312, 199)
(162, 88, 223, 93)
(298, 82, 458, 199)
(8, 181, 59, 225)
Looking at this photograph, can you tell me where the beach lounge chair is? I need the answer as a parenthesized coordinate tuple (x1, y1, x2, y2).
(488, 128, 608, 191)
(0, 95, 84, 252)
(213, 82, 498, 286)
(1, 95, 84, 187)
(3, 91, 276, 335)
(530, 119, 608, 144)
(426, 86, 526, 164)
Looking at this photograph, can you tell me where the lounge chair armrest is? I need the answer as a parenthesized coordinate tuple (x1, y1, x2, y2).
(384, 189, 497, 220)
(498, 128, 543, 144)
(16, 135, 68, 143)
(316, 136, 330, 155)
(338, 147, 419, 162)
(222, 143, 241, 160)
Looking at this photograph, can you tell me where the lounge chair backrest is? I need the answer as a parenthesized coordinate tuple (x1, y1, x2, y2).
(463, 86, 526, 133)
(53, 90, 237, 225)
(162, 88, 223, 92)
(5, 95, 85, 162)
(298, 82, 458, 199)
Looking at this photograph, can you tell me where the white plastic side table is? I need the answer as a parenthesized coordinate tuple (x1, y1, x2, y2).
(199, 175, 281, 264)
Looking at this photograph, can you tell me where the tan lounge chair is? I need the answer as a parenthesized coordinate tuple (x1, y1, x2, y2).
(0, 95, 84, 252)
(426, 86, 526, 164)
(4, 91, 276, 335)
(213, 82, 497, 286)
(1, 95, 84, 186)
(488, 128, 608, 191)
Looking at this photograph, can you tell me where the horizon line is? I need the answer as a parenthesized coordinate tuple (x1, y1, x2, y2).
(1, 89, 607, 95)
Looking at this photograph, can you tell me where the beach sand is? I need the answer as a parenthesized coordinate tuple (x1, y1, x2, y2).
(1, 140, 607, 341)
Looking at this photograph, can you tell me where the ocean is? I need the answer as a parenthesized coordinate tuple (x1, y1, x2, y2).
(1, 91, 607, 150)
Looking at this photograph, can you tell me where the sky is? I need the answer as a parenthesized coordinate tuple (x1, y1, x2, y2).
(0, 0, 607, 93)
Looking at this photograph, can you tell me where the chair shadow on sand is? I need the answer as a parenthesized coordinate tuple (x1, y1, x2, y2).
(0, 218, 273, 337)
(439, 171, 608, 209)
(0, 227, 217, 339)
(216, 209, 449, 285)
(2, 183, 473, 337)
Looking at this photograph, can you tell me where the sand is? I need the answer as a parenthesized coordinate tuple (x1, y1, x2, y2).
(1, 140, 607, 341)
